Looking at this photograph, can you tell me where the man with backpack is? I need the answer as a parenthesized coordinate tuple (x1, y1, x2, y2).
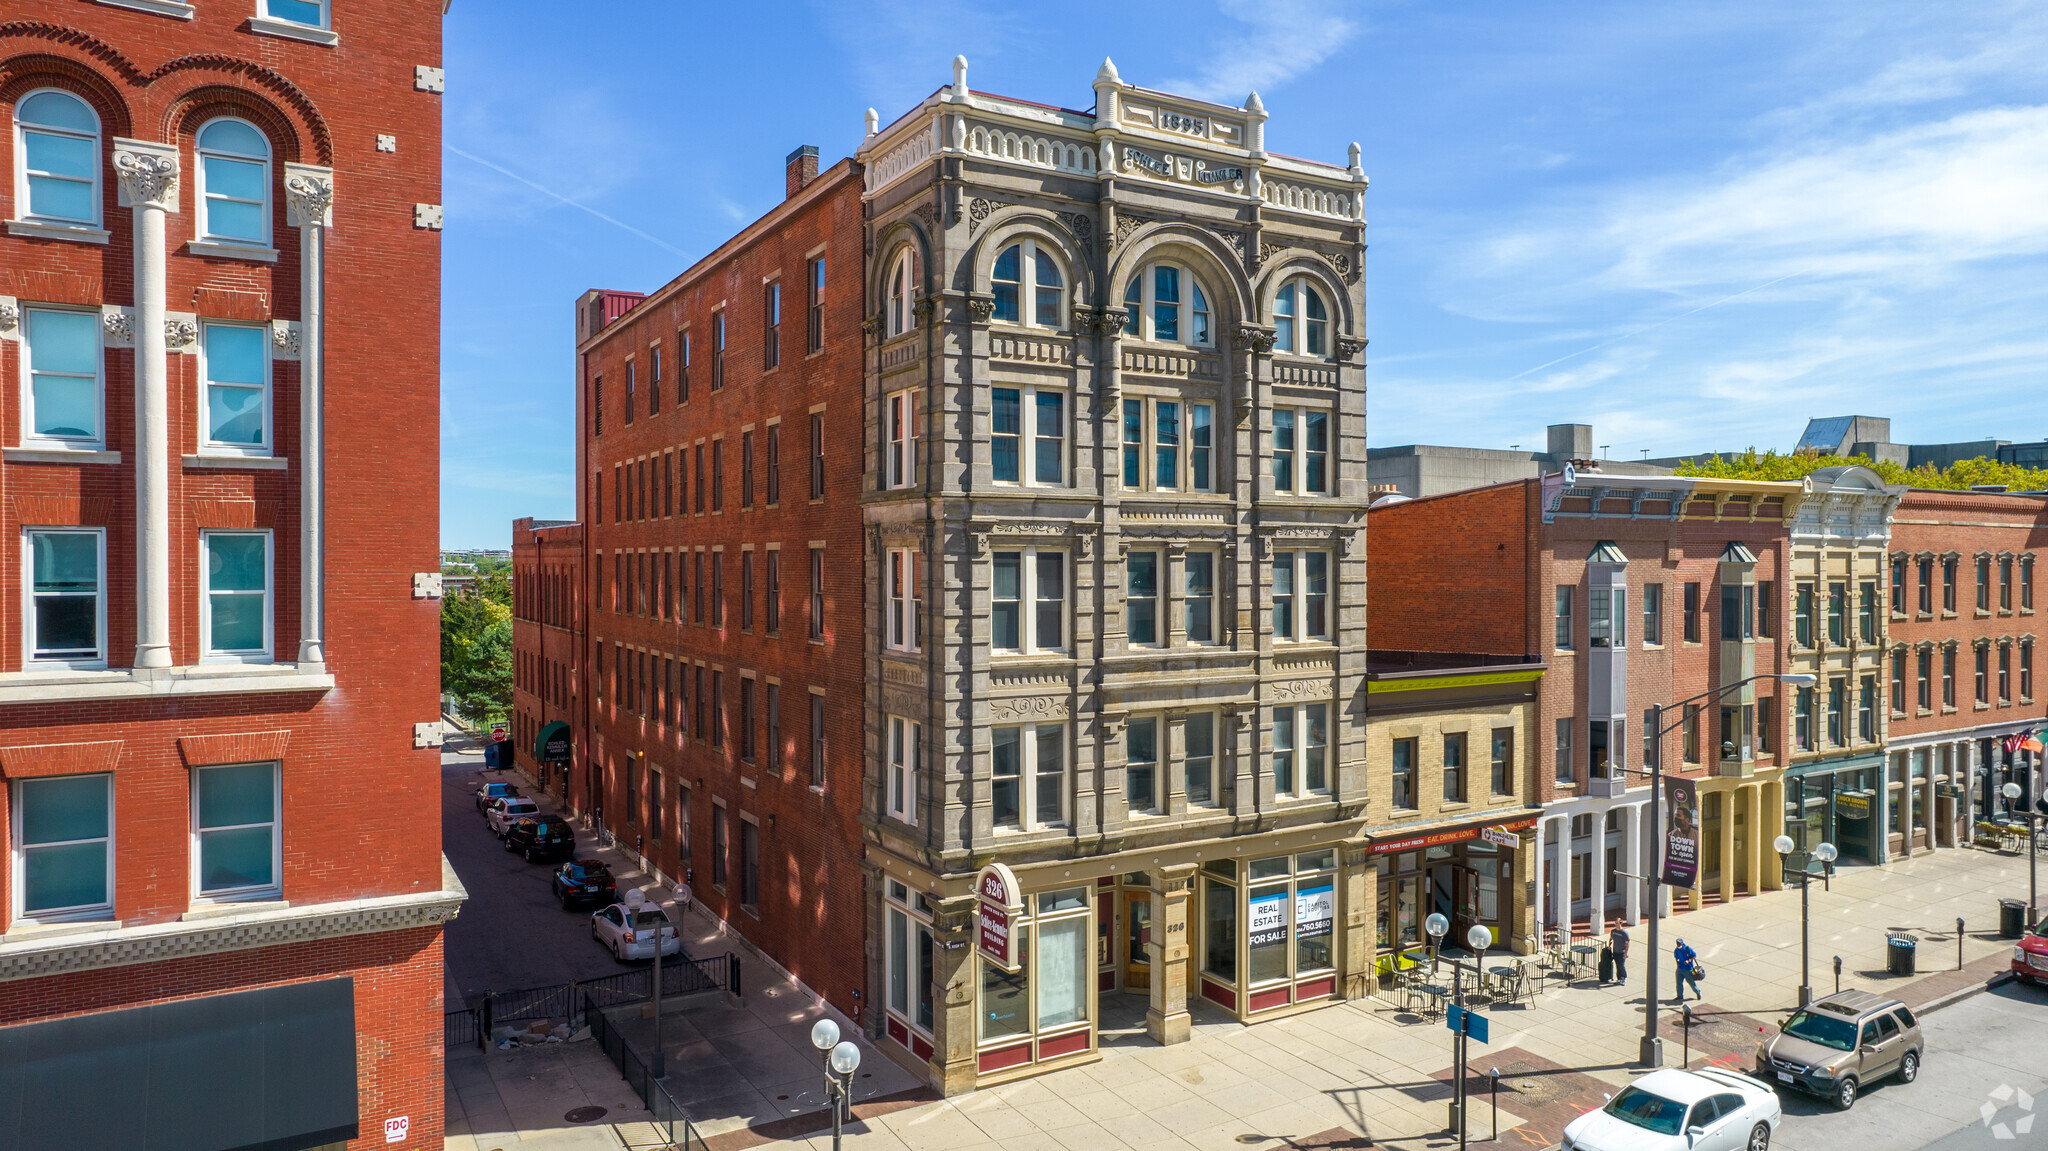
(1610, 925, 1630, 983)
(1672, 938, 1703, 1002)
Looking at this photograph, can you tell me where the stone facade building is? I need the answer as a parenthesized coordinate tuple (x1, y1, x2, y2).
(855, 58, 1369, 1092)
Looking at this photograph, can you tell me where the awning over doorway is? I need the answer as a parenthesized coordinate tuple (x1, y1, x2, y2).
(534, 720, 572, 762)
(0, 977, 358, 1151)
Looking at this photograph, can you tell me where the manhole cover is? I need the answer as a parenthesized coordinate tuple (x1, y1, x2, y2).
(564, 1106, 607, 1124)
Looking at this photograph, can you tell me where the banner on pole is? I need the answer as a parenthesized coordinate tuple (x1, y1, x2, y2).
(1661, 775, 1700, 889)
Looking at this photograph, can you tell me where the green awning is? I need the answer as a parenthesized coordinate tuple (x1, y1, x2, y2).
(534, 720, 572, 762)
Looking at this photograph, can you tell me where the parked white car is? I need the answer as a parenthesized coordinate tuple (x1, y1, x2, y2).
(485, 796, 539, 836)
(590, 902, 681, 962)
(1561, 1067, 1780, 1151)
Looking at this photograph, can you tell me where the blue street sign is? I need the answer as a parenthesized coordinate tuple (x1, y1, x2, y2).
(1446, 1005, 1490, 1043)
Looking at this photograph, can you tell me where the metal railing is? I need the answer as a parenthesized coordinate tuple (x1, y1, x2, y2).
(586, 992, 707, 1151)
(444, 952, 740, 1050)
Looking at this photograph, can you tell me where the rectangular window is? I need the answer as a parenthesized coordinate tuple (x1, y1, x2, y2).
(1942, 557, 1956, 613)
(887, 715, 920, 822)
(193, 762, 279, 898)
(711, 670, 724, 747)
(1794, 582, 1814, 647)
(810, 548, 825, 640)
(1271, 706, 1294, 795)
(1555, 585, 1574, 649)
(992, 723, 1066, 829)
(806, 692, 827, 788)
(2023, 642, 2034, 699)
(765, 683, 781, 772)
(649, 345, 662, 413)
(2023, 556, 2035, 610)
(992, 387, 1067, 486)
(1859, 675, 1876, 743)
(1642, 583, 1662, 645)
(1826, 679, 1845, 746)
(741, 431, 755, 508)
(1593, 587, 1614, 646)
(711, 552, 725, 626)
(1185, 552, 1215, 643)
(1977, 645, 1990, 704)
(1942, 645, 1956, 707)
(24, 308, 103, 447)
(1892, 555, 1907, 614)
(810, 412, 826, 499)
(990, 550, 1066, 654)
(693, 551, 704, 623)
(1391, 737, 1416, 809)
(25, 528, 104, 664)
(1756, 703, 1773, 754)
(1268, 407, 1330, 494)
(201, 531, 271, 660)
(711, 806, 728, 887)
(694, 444, 706, 513)
(1126, 717, 1158, 813)
(623, 361, 635, 425)
(1186, 713, 1215, 806)
(1917, 649, 1932, 711)
(593, 374, 603, 438)
(13, 773, 112, 920)
(1892, 650, 1906, 712)
(1859, 581, 1877, 643)
(1999, 644, 2011, 703)
(763, 282, 781, 370)
(1273, 551, 1330, 642)
(1490, 728, 1513, 794)
(740, 551, 754, 631)
(765, 425, 781, 505)
(765, 550, 780, 634)
(1682, 705, 1700, 763)
(711, 439, 724, 510)
(738, 818, 760, 909)
(1795, 687, 1814, 750)
(2000, 557, 2013, 611)
(1978, 557, 1992, 611)
(1127, 550, 1160, 646)
(807, 257, 825, 353)
(711, 311, 726, 390)
(201, 322, 270, 454)
(887, 548, 920, 653)
(885, 389, 916, 489)
(1683, 581, 1701, 642)
(1554, 718, 1573, 782)
(662, 453, 674, 517)
(1443, 733, 1466, 802)
(679, 331, 691, 404)
(1757, 580, 1773, 638)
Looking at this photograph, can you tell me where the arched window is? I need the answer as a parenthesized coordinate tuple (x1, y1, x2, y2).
(885, 248, 915, 337)
(991, 239, 1065, 329)
(1121, 263, 1211, 347)
(196, 118, 271, 246)
(15, 90, 100, 227)
(1273, 277, 1329, 356)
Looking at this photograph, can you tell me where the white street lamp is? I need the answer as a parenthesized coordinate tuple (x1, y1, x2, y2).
(2005, 782, 2039, 921)
(1775, 835, 1836, 1006)
(811, 1020, 859, 1150)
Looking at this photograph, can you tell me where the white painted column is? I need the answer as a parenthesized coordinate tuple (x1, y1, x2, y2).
(1624, 801, 1644, 924)
(112, 140, 179, 671)
(1589, 807, 1609, 931)
(285, 165, 334, 671)
(1533, 817, 1551, 943)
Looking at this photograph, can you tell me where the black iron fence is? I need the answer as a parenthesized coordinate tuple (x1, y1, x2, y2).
(586, 992, 707, 1151)
(444, 951, 739, 1050)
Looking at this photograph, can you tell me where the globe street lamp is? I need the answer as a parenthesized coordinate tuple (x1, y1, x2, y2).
(810, 1018, 862, 1151)
(625, 887, 666, 1078)
(1425, 914, 1495, 1150)
(1773, 835, 1837, 1007)
(2003, 782, 2040, 922)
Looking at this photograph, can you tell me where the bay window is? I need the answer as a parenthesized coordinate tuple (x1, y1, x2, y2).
(26, 528, 104, 664)
(15, 89, 100, 227)
(195, 118, 271, 248)
(1121, 263, 1211, 346)
(887, 716, 919, 824)
(193, 762, 280, 899)
(12, 773, 112, 922)
(201, 531, 272, 660)
(1272, 278, 1330, 356)
(202, 322, 270, 453)
(884, 389, 915, 489)
(1271, 408, 1330, 494)
(991, 239, 1065, 328)
(991, 549, 1066, 654)
(991, 386, 1065, 485)
(23, 307, 102, 446)
(1271, 550, 1330, 641)
(992, 722, 1066, 830)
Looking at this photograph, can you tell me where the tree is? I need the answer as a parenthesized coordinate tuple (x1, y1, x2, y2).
(1675, 448, 2048, 492)
(441, 569, 513, 727)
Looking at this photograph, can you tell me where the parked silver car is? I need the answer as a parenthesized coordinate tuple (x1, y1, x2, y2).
(1753, 989, 1923, 1109)
(590, 902, 681, 963)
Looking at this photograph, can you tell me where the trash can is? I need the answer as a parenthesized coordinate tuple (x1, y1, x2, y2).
(1886, 934, 1916, 976)
(2001, 898, 2028, 939)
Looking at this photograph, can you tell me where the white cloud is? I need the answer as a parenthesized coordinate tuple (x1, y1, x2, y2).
(1158, 0, 1362, 104)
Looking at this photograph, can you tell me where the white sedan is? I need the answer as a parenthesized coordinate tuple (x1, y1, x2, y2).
(485, 796, 538, 836)
(590, 902, 681, 962)
(1562, 1067, 1780, 1151)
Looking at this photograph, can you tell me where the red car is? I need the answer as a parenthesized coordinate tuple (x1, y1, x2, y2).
(2015, 914, 2048, 985)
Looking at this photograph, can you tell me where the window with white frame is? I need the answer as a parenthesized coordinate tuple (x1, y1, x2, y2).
(884, 388, 916, 489)
(12, 773, 112, 922)
(885, 880, 937, 1032)
(22, 307, 102, 446)
(1126, 717, 1159, 813)
(1271, 408, 1330, 494)
(15, 89, 100, 227)
(1271, 703, 1329, 796)
(201, 322, 270, 452)
(1185, 712, 1217, 805)
(991, 549, 1066, 654)
(1185, 551, 1217, 643)
(1271, 550, 1330, 641)
(992, 723, 1066, 829)
(1122, 263, 1212, 346)
(1272, 277, 1330, 356)
(1122, 396, 1214, 492)
(202, 531, 271, 660)
(195, 119, 271, 247)
(887, 716, 920, 824)
(26, 528, 104, 664)
(262, 0, 327, 28)
(991, 386, 1066, 485)
(192, 761, 280, 898)
(887, 548, 920, 653)
(1126, 549, 1161, 646)
(885, 248, 915, 337)
(991, 239, 1065, 329)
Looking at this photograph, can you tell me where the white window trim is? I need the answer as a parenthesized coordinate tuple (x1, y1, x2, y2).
(1271, 549, 1332, 643)
(991, 547, 1069, 656)
(886, 248, 915, 337)
(249, 0, 338, 45)
(1184, 710, 1220, 806)
(990, 384, 1068, 488)
(887, 715, 920, 825)
(22, 526, 107, 669)
(1272, 703, 1331, 798)
(1126, 715, 1160, 813)
(20, 306, 107, 450)
(993, 721, 1068, 831)
(1272, 275, 1331, 357)
(1125, 548, 1164, 648)
(1121, 394, 1214, 494)
(11, 773, 114, 925)
(13, 88, 102, 230)
(200, 529, 275, 662)
(886, 548, 920, 654)
(198, 320, 274, 456)
(884, 389, 916, 490)
(884, 882, 937, 1035)
(1270, 406, 1332, 496)
(189, 760, 283, 902)
(1122, 262, 1212, 347)
(990, 238, 1066, 330)
(194, 117, 272, 250)
(1184, 550, 1220, 646)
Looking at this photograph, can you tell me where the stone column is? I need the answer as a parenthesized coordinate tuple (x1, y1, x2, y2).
(112, 140, 179, 671)
(1342, 841, 1376, 995)
(285, 165, 335, 671)
(931, 893, 980, 1095)
(1717, 790, 1737, 903)
(1146, 864, 1196, 1044)
(1760, 779, 1785, 891)
(1507, 831, 1535, 954)
(1741, 784, 1763, 898)
(1588, 810, 1609, 930)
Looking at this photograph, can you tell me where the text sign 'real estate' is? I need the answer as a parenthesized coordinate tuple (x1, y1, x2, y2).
(974, 861, 1023, 972)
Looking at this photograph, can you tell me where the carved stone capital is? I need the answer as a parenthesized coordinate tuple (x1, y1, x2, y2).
(1335, 335, 1368, 361)
(964, 294, 996, 325)
(284, 164, 336, 228)
(1236, 324, 1278, 355)
(112, 140, 179, 210)
(912, 296, 938, 324)
(101, 308, 134, 348)
(164, 317, 197, 350)
(270, 320, 303, 360)
(860, 313, 882, 340)
(1089, 307, 1129, 337)
(0, 300, 17, 335)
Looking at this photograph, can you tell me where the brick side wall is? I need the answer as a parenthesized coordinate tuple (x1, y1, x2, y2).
(1367, 482, 1533, 657)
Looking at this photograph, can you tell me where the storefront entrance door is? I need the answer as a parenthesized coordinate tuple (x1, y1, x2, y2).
(1123, 892, 1152, 991)
(1451, 867, 1481, 947)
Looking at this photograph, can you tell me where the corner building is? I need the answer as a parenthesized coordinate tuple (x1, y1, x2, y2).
(0, 5, 457, 1151)
(857, 59, 1369, 1092)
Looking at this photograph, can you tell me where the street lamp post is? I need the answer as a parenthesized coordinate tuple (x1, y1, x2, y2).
(1639, 672, 1816, 1068)
(1773, 835, 1838, 1007)
(1425, 914, 1494, 1151)
(625, 888, 666, 1078)
(809, 1018, 862, 1151)
(2003, 782, 2039, 922)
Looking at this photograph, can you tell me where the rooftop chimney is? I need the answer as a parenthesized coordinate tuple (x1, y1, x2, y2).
(785, 145, 819, 199)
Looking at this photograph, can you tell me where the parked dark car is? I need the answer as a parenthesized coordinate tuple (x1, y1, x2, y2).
(552, 859, 617, 909)
(474, 780, 521, 812)
(505, 816, 576, 863)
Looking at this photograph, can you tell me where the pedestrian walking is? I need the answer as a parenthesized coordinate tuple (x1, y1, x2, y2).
(1672, 938, 1703, 1002)
(1610, 925, 1630, 983)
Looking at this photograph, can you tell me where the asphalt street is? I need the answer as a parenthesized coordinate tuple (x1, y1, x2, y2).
(440, 738, 630, 1008)
(1772, 980, 2048, 1151)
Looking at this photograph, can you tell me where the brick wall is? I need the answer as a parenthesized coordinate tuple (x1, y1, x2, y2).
(1367, 481, 1534, 657)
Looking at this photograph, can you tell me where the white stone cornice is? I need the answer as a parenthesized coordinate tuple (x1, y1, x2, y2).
(112, 138, 179, 211)
(0, 857, 466, 982)
(284, 163, 335, 228)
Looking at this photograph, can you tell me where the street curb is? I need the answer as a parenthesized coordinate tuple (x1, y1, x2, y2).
(1917, 969, 2017, 1015)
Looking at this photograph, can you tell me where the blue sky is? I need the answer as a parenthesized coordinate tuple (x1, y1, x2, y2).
(440, 0, 2048, 547)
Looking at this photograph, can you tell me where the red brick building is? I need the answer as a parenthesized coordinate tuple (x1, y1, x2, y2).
(511, 517, 583, 798)
(515, 149, 871, 1018)
(0, 5, 457, 1150)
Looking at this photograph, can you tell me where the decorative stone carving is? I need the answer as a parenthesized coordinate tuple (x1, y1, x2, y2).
(965, 294, 997, 324)
(1090, 307, 1129, 336)
(1097, 710, 1128, 740)
(1115, 213, 1147, 248)
(102, 310, 134, 346)
(1056, 210, 1093, 243)
(270, 321, 302, 358)
(1271, 680, 1330, 701)
(912, 296, 937, 324)
(1235, 324, 1278, 354)
(911, 201, 939, 234)
(0, 301, 18, 333)
(989, 696, 1069, 721)
(113, 148, 179, 208)
(860, 314, 882, 338)
(164, 318, 197, 349)
(1257, 241, 1285, 268)
(967, 196, 998, 234)
(1335, 335, 1368, 361)
(1218, 229, 1250, 268)
(285, 169, 335, 228)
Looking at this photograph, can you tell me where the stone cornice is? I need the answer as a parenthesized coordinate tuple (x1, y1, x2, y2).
(0, 857, 467, 982)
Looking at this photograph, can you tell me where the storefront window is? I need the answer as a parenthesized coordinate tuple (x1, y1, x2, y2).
(1295, 877, 1334, 973)
(1248, 883, 1290, 983)
(1037, 916, 1089, 1028)
(885, 881, 937, 1034)
(1203, 873, 1237, 980)
(981, 929, 1030, 1041)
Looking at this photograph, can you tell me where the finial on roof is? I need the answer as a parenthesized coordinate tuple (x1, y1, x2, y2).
(952, 55, 969, 100)
(1245, 90, 1265, 114)
(1097, 57, 1120, 83)
(865, 108, 879, 138)
(1348, 142, 1362, 169)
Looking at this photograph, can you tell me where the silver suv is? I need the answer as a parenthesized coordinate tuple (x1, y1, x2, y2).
(1754, 989, 1923, 1110)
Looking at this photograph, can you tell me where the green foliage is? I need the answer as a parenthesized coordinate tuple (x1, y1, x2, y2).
(1675, 449, 2048, 492)
(441, 568, 513, 727)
